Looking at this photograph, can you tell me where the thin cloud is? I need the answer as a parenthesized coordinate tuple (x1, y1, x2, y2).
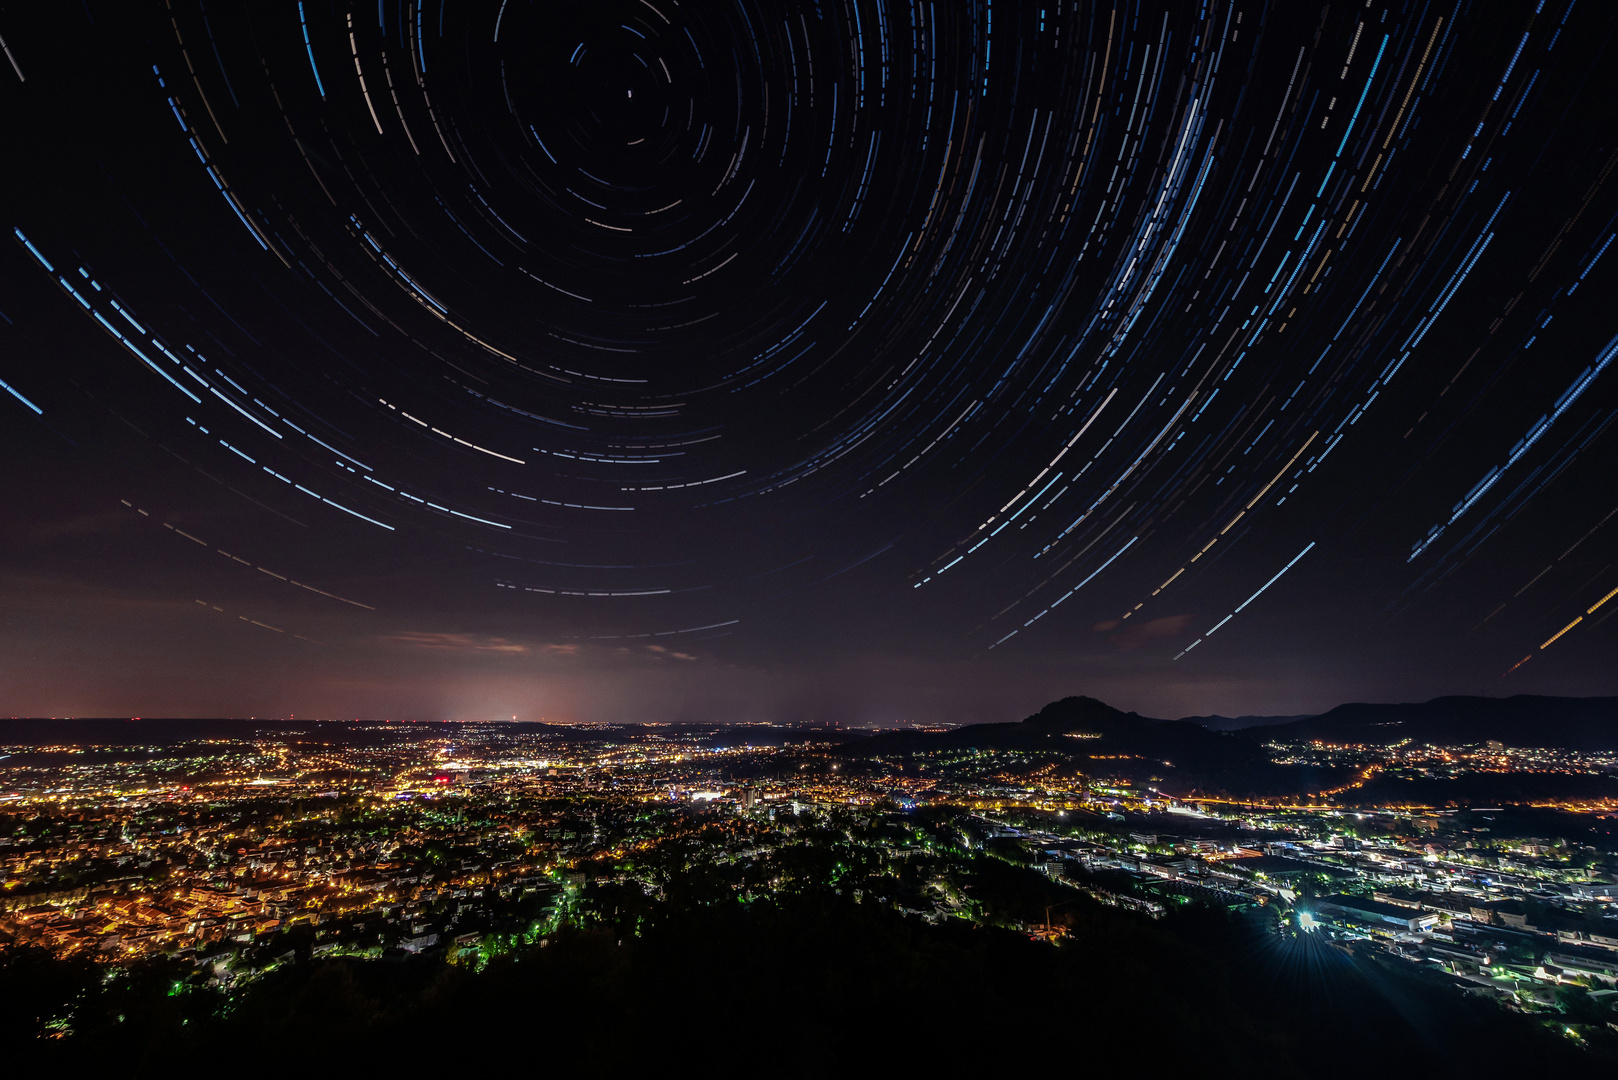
(385, 632, 530, 654)
(1097, 614, 1195, 653)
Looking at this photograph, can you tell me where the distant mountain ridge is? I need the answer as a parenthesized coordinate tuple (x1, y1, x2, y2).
(842, 695, 1338, 797)
(1175, 712, 1312, 732)
(836, 693, 1618, 798)
(1249, 695, 1618, 751)
(857, 693, 1618, 749)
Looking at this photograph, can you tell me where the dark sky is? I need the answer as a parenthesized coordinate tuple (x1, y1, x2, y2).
(2, 1, 1616, 725)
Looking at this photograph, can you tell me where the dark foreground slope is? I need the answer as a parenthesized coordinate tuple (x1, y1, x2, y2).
(1254, 695, 1618, 750)
(6, 893, 1603, 1078)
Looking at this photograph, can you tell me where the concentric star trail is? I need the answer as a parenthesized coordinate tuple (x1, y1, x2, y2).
(2, 1, 1615, 718)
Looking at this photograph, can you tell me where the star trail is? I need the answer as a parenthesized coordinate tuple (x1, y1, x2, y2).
(1, 1, 1615, 722)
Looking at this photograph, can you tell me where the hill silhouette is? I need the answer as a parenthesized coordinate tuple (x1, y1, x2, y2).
(840, 693, 1618, 797)
(1255, 695, 1618, 750)
(841, 696, 1340, 797)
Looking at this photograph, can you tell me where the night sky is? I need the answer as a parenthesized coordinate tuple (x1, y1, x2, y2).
(2, 1, 1616, 725)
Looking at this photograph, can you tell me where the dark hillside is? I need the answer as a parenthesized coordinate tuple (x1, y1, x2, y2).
(840, 696, 1340, 797)
(1255, 696, 1618, 750)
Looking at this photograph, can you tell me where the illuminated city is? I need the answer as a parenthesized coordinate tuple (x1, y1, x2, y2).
(5, 698, 1618, 1068)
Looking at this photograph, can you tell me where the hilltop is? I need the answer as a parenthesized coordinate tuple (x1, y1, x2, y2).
(839, 695, 1338, 798)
